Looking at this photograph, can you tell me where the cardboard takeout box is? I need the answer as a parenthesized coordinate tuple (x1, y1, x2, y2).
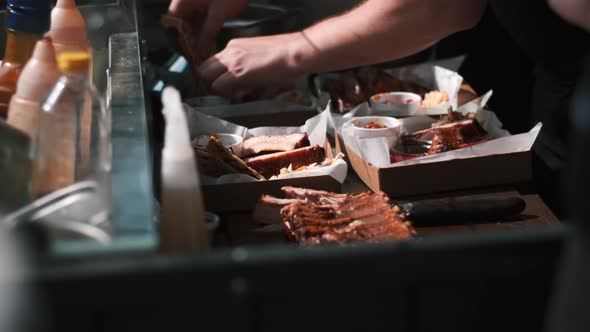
(186, 109, 347, 213)
(335, 130, 532, 198)
(332, 91, 541, 198)
(203, 141, 341, 213)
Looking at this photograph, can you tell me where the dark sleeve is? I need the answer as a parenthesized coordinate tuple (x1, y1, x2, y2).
(490, 0, 590, 73)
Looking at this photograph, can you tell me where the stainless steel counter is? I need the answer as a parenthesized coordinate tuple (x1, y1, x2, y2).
(0, 3, 157, 256)
(42, 1, 157, 256)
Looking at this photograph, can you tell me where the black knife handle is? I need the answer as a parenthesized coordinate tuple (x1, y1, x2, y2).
(400, 197, 527, 227)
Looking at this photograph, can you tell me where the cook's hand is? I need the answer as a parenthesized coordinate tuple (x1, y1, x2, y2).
(168, 0, 247, 50)
(198, 33, 309, 100)
(549, 0, 590, 31)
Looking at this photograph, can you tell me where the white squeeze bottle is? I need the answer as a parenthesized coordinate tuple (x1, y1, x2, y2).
(7, 37, 61, 139)
(160, 87, 209, 253)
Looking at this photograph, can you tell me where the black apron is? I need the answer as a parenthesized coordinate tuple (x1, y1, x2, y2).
(490, 0, 590, 145)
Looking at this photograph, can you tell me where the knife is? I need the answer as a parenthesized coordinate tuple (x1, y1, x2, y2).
(253, 195, 527, 228)
(398, 197, 526, 227)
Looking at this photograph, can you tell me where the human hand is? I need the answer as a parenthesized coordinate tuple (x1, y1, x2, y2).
(549, 0, 590, 32)
(198, 33, 310, 100)
(168, 0, 248, 52)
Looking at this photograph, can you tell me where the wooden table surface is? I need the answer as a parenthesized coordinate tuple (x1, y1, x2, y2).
(213, 83, 560, 247)
(214, 171, 560, 248)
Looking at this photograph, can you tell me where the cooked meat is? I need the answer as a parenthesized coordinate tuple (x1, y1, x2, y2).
(361, 67, 403, 96)
(280, 190, 415, 245)
(410, 119, 488, 155)
(431, 107, 474, 127)
(241, 133, 310, 158)
(422, 90, 450, 108)
(322, 71, 366, 113)
(253, 195, 303, 225)
(253, 187, 347, 225)
(321, 68, 430, 113)
(194, 149, 241, 177)
(245, 145, 325, 179)
(204, 137, 265, 180)
(282, 186, 348, 204)
(161, 14, 213, 95)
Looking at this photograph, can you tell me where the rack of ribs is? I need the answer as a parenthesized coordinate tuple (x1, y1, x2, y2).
(255, 187, 415, 245)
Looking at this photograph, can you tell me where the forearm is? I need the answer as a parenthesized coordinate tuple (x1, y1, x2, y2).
(289, 0, 487, 74)
(549, 0, 590, 31)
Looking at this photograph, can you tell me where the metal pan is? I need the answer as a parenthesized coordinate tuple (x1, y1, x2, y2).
(219, 4, 301, 48)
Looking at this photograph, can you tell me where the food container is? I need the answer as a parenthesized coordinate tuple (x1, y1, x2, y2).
(333, 92, 542, 197)
(344, 116, 402, 148)
(186, 108, 348, 212)
(370, 92, 422, 116)
(193, 133, 244, 157)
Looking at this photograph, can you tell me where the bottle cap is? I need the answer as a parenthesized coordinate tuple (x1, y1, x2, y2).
(57, 52, 90, 74)
(5, 0, 51, 34)
(7, 0, 49, 8)
(48, 0, 88, 46)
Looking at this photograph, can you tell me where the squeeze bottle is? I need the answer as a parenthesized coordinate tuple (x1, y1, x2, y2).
(159, 87, 209, 253)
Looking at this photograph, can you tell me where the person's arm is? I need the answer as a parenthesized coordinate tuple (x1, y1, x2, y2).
(200, 0, 487, 99)
(549, 0, 590, 32)
(293, 0, 487, 73)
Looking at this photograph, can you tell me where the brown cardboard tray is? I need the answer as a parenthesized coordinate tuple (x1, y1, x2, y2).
(202, 140, 342, 213)
(335, 131, 532, 199)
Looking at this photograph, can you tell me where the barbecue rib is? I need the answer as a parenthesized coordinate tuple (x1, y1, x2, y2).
(409, 119, 488, 155)
(255, 187, 414, 245)
(245, 145, 325, 179)
(254, 187, 349, 225)
(282, 186, 349, 204)
(241, 133, 310, 158)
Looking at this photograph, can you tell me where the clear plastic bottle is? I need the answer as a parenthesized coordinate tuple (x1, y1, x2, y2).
(33, 52, 111, 224)
(48, 0, 94, 176)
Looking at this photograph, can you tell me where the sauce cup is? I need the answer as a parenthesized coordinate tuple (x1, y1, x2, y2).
(370, 92, 422, 117)
(193, 133, 244, 156)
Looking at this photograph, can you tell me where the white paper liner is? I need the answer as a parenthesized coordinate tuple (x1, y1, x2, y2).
(185, 106, 348, 184)
(383, 64, 463, 115)
(331, 91, 542, 168)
